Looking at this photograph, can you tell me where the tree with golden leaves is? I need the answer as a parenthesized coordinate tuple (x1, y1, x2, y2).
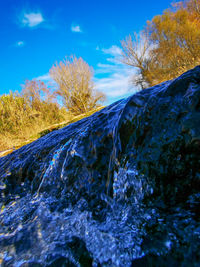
(50, 56, 105, 115)
(121, 0, 200, 88)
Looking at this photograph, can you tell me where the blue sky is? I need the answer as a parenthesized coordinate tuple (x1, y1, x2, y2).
(0, 0, 175, 104)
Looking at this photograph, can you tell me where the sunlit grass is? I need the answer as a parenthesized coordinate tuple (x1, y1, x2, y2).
(0, 106, 103, 157)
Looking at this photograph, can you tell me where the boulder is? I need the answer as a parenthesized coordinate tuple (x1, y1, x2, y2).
(0, 67, 200, 266)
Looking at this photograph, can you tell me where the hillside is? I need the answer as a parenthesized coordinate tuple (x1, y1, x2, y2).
(0, 107, 103, 157)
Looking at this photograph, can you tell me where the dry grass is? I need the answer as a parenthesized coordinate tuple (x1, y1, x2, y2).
(0, 106, 103, 157)
(0, 91, 69, 152)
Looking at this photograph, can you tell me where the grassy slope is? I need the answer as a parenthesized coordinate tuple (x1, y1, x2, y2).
(0, 107, 103, 158)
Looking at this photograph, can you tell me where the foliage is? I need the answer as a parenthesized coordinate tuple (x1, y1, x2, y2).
(0, 57, 105, 150)
(0, 87, 67, 151)
(121, 0, 200, 88)
(50, 56, 105, 115)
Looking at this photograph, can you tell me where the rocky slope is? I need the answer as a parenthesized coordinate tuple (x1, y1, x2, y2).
(0, 67, 200, 266)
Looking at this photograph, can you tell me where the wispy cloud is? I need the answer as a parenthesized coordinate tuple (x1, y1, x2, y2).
(101, 45, 123, 64)
(95, 45, 139, 103)
(95, 71, 132, 98)
(15, 41, 25, 47)
(101, 45, 122, 56)
(71, 24, 82, 33)
(35, 73, 51, 81)
(35, 73, 58, 89)
(21, 12, 44, 27)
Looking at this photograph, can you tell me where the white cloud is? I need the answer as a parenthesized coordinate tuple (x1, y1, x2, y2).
(71, 24, 82, 33)
(95, 73, 130, 97)
(16, 41, 25, 47)
(21, 12, 44, 27)
(35, 73, 58, 89)
(35, 73, 51, 81)
(95, 66, 136, 99)
(102, 45, 122, 57)
(100, 45, 123, 65)
(96, 63, 118, 74)
(95, 45, 139, 103)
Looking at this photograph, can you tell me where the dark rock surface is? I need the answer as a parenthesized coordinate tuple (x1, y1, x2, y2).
(0, 67, 200, 266)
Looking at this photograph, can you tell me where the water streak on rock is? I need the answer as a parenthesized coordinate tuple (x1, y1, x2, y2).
(0, 67, 200, 266)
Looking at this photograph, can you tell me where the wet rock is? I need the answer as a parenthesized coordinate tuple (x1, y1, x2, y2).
(0, 67, 200, 266)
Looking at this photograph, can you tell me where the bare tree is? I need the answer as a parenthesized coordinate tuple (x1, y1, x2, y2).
(21, 79, 54, 108)
(121, 32, 154, 89)
(50, 56, 105, 115)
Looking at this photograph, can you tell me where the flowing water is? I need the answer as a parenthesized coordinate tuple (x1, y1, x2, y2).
(0, 67, 200, 266)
